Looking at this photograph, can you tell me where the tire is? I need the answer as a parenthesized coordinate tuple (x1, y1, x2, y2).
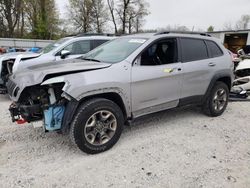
(70, 98, 124, 154)
(202, 81, 229, 117)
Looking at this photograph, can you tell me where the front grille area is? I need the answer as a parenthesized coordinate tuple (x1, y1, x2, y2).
(6, 79, 17, 96)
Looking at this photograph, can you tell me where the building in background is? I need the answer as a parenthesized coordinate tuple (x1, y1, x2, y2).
(209, 29, 250, 53)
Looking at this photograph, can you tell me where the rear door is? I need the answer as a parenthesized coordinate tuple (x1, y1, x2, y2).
(179, 38, 217, 99)
(131, 38, 183, 117)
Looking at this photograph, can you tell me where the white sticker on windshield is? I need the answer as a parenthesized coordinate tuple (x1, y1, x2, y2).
(128, 39, 146, 44)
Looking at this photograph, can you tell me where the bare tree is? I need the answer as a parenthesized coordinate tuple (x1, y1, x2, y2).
(116, 0, 149, 34)
(92, 0, 108, 33)
(107, 0, 118, 34)
(235, 15, 250, 30)
(115, 0, 132, 34)
(68, 0, 94, 33)
(127, 0, 149, 33)
(0, 0, 22, 37)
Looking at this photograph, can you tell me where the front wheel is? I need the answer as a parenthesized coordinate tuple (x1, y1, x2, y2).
(70, 98, 124, 154)
(202, 81, 229, 117)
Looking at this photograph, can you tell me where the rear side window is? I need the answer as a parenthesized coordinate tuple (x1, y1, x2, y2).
(206, 40, 223, 58)
(92, 40, 109, 49)
(181, 38, 208, 62)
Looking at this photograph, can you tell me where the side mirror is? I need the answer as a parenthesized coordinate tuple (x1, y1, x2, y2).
(60, 50, 70, 59)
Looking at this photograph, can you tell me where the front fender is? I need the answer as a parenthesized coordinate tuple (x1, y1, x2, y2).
(60, 62, 132, 118)
(75, 87, 131, 116)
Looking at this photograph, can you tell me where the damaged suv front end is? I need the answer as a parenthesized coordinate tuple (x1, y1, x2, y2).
(8, 59, 112, 132)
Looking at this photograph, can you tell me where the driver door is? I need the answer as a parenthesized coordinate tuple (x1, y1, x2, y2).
(131, 38, 183, 117)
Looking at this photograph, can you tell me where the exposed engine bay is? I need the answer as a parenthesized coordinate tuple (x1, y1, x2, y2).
(7, 60, 112, 133)
(9, 83, 67, 131)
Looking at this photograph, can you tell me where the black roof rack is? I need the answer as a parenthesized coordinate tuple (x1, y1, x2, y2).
(155, 31, 211, 37)
(76, 33, 115, 37)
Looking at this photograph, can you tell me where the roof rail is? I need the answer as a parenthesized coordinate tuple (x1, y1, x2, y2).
(154, 31, 211, 37)
(76, 33, 115, 37)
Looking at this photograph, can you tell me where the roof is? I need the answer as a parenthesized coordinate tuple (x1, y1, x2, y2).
(121, 31, 214, 40)
(208, 29, 250, 34)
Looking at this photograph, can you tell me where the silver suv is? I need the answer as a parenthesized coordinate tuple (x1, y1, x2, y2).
(8, 32, 234, 154)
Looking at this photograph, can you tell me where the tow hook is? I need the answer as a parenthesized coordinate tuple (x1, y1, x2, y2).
(16, 119, 27, 125)
(9, 102, 27, 124)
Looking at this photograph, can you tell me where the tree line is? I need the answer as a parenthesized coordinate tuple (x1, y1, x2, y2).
(0, 0, 60, 39)
(207, 15, 250, 32)
(0, 0, 150, 39)
(66, 0, 149, 34)
(0, 0, 249, 40)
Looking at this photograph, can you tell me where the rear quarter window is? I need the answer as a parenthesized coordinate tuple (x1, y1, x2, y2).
(180, 38, 208, 62)
(206, 40, 223, 58)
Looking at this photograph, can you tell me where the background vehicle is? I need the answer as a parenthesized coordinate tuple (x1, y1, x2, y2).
(228, 50, 240, 69)
(8, 32, 233, 154)
(231, 58, 250, 98)
(0, 52, 39, 93)
(0, 34, 114, 94)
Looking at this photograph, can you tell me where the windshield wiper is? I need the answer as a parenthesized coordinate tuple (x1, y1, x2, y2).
(82, 58, 100, 62)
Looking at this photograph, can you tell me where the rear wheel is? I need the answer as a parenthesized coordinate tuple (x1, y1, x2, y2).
(70, 98, 124, 154)
(202, 81, 229, 117)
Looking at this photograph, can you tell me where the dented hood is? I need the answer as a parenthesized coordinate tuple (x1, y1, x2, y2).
(11, 58, 112, 88)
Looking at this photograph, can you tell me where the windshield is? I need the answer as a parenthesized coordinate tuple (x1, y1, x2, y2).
(83, 38, 147, 63)
(40, 37, 71, 54)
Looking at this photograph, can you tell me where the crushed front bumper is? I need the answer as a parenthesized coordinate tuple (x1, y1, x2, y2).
(9, 102, 43, 123)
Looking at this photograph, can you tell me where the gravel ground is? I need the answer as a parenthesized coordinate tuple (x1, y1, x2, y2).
(0, 94, 250, 188)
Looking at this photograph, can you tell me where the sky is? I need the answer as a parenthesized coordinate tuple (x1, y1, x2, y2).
(55, 0, 250, 31)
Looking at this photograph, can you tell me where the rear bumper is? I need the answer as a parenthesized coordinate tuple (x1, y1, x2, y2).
(9, 102, 43, 123)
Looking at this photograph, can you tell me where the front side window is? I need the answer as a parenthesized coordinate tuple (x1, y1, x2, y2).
(181, 38, 208, 62)
(206, 40, 223, 58)
(41, 38, 71, 54)
(83, 38, 147, 63)
(63, 40, 91, 55)
(140, 38, 178, 66)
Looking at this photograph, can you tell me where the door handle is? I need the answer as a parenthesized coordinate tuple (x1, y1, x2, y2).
(164, 68, 182, 73)
(208, 62, 216, 67)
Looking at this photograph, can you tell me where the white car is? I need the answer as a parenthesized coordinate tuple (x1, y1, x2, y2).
(231, 58, 250, 98)
(0, 35, 114, 93)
